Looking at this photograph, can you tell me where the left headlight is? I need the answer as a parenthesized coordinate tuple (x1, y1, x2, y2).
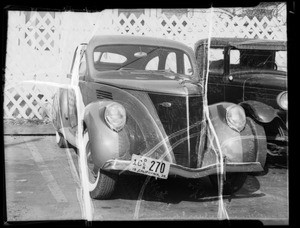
(104, 102, 126, 132)
(226, 104, 246, 132)
(277, 91, 288, 110)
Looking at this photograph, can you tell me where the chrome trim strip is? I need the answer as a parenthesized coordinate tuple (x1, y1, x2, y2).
(185, 94, 191, 167)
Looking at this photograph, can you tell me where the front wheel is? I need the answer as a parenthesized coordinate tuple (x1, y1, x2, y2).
(209, 173, 247, 195)
(84, 129, 117, 199)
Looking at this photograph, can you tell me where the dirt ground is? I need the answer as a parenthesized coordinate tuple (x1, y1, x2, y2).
(3, 121, 289, 225)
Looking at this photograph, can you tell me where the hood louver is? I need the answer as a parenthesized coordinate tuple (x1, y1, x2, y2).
(96, 90, 113, 100)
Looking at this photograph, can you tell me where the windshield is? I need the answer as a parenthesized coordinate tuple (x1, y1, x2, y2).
(93, 45, 194, 77)
(208, 47, 287, 74)
(229, 48, 287, 73)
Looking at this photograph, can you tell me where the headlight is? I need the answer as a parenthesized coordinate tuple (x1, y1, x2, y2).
(104, 102, 126, 132)
(277, 91, 287, 110)
(226, 105, 246, 132)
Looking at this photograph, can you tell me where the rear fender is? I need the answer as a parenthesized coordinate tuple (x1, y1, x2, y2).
(200, 102, 267, 169)
(239, 100, 277, 123)
(83, 100, 119, 170)
(52, 88, 70, 132)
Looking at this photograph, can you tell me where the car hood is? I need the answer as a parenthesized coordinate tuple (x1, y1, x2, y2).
(232, 71, 287, 91)
(91, 70, 202, 96)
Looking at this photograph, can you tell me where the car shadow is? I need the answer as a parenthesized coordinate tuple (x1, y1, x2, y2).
(111, 173, 265, 204)
(265, 154, 287, 169)
(4, 137, 43, 148)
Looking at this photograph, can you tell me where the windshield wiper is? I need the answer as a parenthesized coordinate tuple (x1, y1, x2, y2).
(154, 70, 194, 82)
(117, 67, 135, 71)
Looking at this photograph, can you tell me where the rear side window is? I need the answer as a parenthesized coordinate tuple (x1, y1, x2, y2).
(145, 56, 159, 70)
(184, 54, 193, 75)
(165, 52, 177, 73)
(276, 51, 287, 72)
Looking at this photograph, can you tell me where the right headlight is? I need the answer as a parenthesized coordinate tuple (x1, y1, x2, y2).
(104, 102, 126, 132)
(225, 104, 246, 132)
(277, 91, 288, 110)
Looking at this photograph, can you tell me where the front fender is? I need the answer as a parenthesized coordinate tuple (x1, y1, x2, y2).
(239, 100, 277, 123)
(83, 100, 119, 170)
(200, 102, 267, 169)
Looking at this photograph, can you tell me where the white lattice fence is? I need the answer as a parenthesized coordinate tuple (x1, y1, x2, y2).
(5, 11, 61, 119)
(112, 13, 213, 47)
(111, 12, 286, 47)
(4, 9, 287, 119)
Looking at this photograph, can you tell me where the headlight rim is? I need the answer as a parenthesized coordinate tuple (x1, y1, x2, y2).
(104, 102, 126, 132)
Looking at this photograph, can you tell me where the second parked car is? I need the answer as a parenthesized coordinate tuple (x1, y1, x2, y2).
(195, 38, 287, 157)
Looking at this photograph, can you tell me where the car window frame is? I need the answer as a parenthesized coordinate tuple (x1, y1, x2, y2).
(208, 46, 227, 76)
(91, 44, 195, 78)
(68, 44, 87, 81)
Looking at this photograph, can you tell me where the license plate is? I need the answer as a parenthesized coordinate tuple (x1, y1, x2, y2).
(128, 154, 170, 179)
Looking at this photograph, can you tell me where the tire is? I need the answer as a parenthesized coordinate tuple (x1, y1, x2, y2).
(56, 131, 68, 148)
(84, 129, 117, 199)
(209, 173, 247, 195)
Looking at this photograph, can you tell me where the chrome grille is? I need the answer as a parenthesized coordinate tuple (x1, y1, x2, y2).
(148, 93, 203, 167)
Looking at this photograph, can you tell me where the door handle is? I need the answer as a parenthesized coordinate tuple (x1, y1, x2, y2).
(228, 75, 233, 81)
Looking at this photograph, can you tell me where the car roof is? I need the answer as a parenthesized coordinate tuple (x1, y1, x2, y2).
(88, 35, 194, 53)
(195, 37, 287, 51)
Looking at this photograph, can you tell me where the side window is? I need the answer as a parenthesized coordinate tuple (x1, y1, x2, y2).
(229, 49, 240, 71)
(230, 49, 240, 64)
(145, 56, 159, 70)
(69, 48, 78, 75)
(79, 53, 87, 78)
(69, 46, 87, 79)
(276, 51, 287, 71)
(209, 48, 224, 74)
(184, 54, 193, 75)
(165, 52, 177, 73)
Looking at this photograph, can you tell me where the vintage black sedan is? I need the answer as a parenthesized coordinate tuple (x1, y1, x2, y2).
(195, 38, 287, 156)
(52, 35, 267, 199)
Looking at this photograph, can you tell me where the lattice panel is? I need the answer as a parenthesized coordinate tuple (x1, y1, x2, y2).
(4, 83, 56, 119)
(115, 13, 152, 35)
(20, 12, 59, 52)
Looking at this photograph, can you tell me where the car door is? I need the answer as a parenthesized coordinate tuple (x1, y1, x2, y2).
(206, 46, 227, 104)
(67, 44, 87, 134)
(223, 48, 248, 104)
(195, 42, 226, 104)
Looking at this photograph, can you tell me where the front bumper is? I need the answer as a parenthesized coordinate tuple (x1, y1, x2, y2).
(102, 159, 263, 179)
